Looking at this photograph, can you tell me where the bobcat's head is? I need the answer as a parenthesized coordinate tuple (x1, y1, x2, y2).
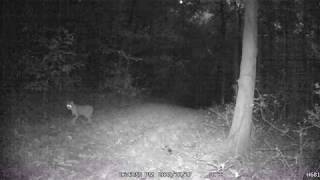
(66, 101, 75, 110)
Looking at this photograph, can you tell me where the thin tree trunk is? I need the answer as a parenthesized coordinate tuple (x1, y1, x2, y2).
(128, 0, 136, 26)
(1, 0, 7, 88)
(228, 0, 258, 155)
(301, 0, 312, 109)
(219, 0, 226, 104)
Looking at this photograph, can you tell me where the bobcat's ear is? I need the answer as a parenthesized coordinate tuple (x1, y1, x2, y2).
(66, 100, 74, 104)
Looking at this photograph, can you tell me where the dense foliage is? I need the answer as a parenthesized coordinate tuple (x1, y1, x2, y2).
(1, 0, 319, 109)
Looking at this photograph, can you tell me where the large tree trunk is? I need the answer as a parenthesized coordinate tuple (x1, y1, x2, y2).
(227, 0, 258, 155)
(232, 1, 242, 100)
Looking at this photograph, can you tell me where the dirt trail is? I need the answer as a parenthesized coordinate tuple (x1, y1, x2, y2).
(75, 103, 228, 179)
(2, 102, 229, 180)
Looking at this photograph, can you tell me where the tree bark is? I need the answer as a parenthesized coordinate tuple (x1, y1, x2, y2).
(227, 0, 258, 155)
(232, 2, 242, 100)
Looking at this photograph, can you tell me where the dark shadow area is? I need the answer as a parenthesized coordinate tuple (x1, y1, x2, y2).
(1, 0, 320, 179)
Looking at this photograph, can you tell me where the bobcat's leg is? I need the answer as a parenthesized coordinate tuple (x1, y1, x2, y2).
(87, 116, 92, 123)
(71, 116, 78, 124)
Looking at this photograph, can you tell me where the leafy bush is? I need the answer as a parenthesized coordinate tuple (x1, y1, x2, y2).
(23, 27, 83, 94)
(99, 48, 145, 98)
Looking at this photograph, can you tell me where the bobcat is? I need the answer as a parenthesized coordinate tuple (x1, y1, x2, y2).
(66, 101, 94, 124)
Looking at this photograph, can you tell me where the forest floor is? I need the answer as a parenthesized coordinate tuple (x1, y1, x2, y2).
(1, 94, 319, 180)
